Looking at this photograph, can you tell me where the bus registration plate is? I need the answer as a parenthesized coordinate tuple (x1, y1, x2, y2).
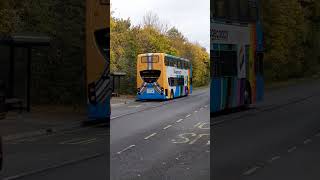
(147, 88, 154, 94)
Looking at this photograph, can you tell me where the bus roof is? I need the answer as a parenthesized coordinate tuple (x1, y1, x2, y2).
(138, 53, 190, 62)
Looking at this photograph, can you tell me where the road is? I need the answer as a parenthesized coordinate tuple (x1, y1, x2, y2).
(110, 88, 210, 180)
(0, 87, 209, 180)
(213, 79, 320, 180)
(0, 123, 109, 180)
(2, 78, 320, 180)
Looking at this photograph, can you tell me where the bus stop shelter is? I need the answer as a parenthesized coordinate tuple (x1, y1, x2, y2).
(111, 72, 126, 97)
(0, 33, 50, 112)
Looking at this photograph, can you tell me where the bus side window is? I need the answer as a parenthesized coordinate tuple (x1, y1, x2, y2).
(165, 57, 169, 66)
(179, 78, 184, 85)
(169, 77, 175, 86)
(177, 60, 181, 69)
(248, 0, 258, 22)
(212, 50, 221, 77)
(214, 0, 227, 19)
(239, 0, 249, 21)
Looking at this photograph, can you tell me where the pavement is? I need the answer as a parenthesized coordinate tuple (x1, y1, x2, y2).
(0, 96, 135, 141)
(0, 107, 86, 140)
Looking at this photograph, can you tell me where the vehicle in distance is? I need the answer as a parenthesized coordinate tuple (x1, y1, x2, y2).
(137, 53, 192, 100)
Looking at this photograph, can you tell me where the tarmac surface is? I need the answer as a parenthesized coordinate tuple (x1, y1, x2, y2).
(1, 79, 320, 180)
(213, 79, 320, 180)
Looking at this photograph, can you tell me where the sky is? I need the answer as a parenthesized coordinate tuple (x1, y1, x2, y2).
(111, 0, 210, 52)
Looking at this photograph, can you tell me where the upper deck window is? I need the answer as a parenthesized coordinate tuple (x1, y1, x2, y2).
(212, 0, 258, 22)
(141, 55, 159, 63)
(165, 56, 190, 69)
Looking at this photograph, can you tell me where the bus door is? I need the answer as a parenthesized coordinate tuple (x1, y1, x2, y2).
(220, 50, 237, 109)
(255, 52, 264, 101)
(213, 46, 237, 110)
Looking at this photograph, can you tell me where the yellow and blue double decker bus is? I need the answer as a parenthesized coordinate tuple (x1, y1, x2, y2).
(211, 0, 264, 114)
(137, 53, 192, 100)
(86, 0, 111, 121)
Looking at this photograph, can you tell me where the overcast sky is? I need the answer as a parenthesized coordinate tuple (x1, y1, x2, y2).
(111, 0, 210, 52)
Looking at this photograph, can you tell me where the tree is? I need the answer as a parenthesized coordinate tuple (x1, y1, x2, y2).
(142, 11, 169, 34)
(111, 13, 210, 94)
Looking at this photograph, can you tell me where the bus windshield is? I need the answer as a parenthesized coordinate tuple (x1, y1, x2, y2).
(94, 28, 109, 60)
(140, 70, 161, 83)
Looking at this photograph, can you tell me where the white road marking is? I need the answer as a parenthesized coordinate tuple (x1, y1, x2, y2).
(144, 133, 157, 140)
(189, 134, 209, 144)
(163, 125, 172, 130)
(59, 138, 85, 145)
(288, 146, 297, 153)
(172, 133, 196, 144)
(204, 105, 208, 108)
(185, 114, 191, 118)
(60, 138, 97, 145)
(198, 122, 210, 129)
(70, 138, 97, 145)
(81, 139, 98, 145)
(128, 105, 142, 108)
(268, 156, 280, 163)
(194, 110, 198, 113)
(176, 119, 184, 123)
(243, 166, 260, 176)
(194, 122, 202, 127)
(303, 139, 312, 144)
(207, 140, 210, 145)
(117, 145, 136, 154)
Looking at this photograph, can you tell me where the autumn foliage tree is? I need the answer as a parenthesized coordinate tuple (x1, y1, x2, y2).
(111, 12, 210, 94)
(261, 0, 320, 81)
